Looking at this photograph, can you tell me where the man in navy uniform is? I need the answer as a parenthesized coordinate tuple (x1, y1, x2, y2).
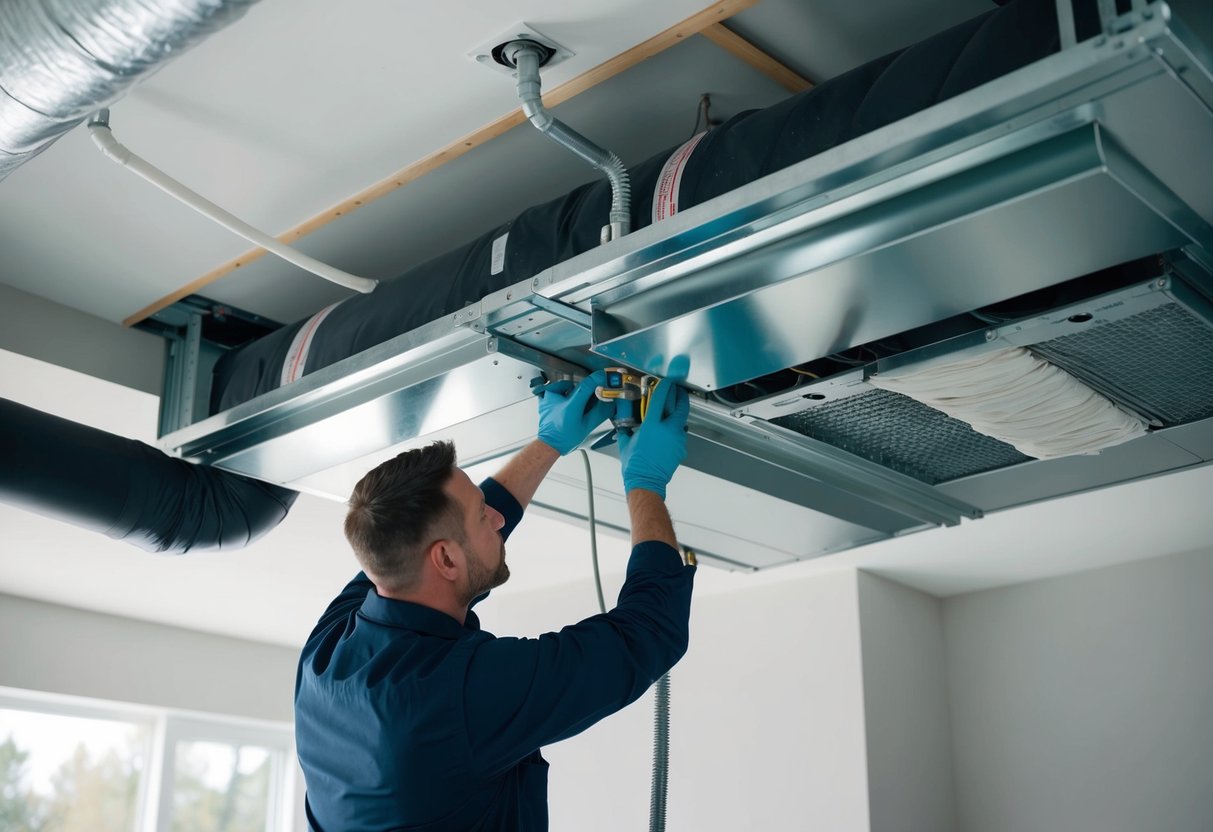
(295, 371, 695, 830)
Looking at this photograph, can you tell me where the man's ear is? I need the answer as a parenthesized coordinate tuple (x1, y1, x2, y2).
(427, 538, 462, 583)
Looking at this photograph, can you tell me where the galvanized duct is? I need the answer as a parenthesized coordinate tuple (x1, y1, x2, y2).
(0, 0, 259, 181)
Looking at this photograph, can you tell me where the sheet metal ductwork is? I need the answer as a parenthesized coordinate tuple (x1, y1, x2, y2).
(0, 398, 296, 552)
(108, 0, 1213, 569)
(0, 0, 259, 181)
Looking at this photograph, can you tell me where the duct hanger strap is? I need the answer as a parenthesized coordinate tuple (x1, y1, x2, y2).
(653, 131, 707, 224)
(87, 110, 377, 295)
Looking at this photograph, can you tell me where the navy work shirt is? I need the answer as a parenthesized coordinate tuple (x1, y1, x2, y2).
(295, 477, 695, 831)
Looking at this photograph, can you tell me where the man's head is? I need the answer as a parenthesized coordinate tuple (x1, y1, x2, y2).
(344, 441, 508, 604)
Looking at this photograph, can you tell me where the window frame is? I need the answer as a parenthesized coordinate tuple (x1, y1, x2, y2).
(0, 685, 296, 832)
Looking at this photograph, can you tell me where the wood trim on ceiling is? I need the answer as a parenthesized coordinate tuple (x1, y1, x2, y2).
(699, 23, 812, 92)
(124, 0, 763, 327)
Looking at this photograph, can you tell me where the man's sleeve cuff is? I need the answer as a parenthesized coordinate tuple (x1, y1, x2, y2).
(481, 476, 525, 539)
(627, 540, 686, 577)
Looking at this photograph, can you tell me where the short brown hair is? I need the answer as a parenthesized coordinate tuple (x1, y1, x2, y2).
(344, 440, 464, 592)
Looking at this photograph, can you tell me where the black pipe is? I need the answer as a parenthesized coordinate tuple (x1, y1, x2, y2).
(0, 397, 297, 553)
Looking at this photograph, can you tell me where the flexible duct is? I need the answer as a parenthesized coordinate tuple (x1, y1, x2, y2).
(0, 0, 259, 181)
(505, 40, 632, 241)
(0, 397, 296, 552)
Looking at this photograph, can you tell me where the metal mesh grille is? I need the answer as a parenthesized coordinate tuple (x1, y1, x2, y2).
(771, 388, 1030, 485)
(1031, 303, 1213, 425)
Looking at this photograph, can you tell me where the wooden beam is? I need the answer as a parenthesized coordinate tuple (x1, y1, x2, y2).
(699, 23, 811, 93)
(124, 0, 762, 327)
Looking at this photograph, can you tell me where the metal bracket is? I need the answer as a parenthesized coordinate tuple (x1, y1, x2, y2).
(160, 313, 203, 436)
(134, 294, 282, 438)
(526, 293, 593, 330)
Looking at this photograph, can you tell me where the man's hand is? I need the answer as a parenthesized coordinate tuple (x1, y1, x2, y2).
(617, 380, 690, 500)
(533, 371, 615, 456)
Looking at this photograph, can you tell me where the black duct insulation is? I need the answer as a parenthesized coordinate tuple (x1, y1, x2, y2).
(0, 398, 297, 553)
(212, 0, 1101, 412)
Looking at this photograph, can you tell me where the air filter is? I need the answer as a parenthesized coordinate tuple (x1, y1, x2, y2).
(868, 347, 1148, 459)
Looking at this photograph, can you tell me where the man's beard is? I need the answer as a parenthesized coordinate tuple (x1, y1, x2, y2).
(464, 539, 509, 602)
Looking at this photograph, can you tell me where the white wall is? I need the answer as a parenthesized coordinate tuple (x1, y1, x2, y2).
(944, 546, 1213, 832)
(0, 592, 308, 831)
(857, 572, 956, 832)
(480, 568, 872, 832)
(0, 283, 163, 395)
(0, 592, 298, 723)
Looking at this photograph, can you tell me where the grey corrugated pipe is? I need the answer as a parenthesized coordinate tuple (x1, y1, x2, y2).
(0, 0, 260, 182)
(504, 40, 632, 243)
(578, 449, 671, 832)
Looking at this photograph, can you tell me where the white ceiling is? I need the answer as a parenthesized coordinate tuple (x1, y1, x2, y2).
(0, 0, 992, 326)
(3, 0, 1213, 647)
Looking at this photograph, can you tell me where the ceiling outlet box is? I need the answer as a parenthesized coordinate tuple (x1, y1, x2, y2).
(467, 22, 575, 76)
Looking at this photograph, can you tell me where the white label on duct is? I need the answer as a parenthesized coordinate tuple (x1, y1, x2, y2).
(491, 233, 509, 275)
(653, 131, 707, 224)
(280, 301, 342, 388)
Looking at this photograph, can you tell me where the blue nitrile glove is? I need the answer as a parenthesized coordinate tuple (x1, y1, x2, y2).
(532, 371, 615, 455)
(617, 380, 690, 499)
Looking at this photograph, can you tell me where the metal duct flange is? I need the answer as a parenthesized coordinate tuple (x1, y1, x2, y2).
(0, 0, 260, 181)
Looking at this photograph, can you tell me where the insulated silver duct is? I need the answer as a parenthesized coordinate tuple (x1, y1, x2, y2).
(0, 0, 260, 181)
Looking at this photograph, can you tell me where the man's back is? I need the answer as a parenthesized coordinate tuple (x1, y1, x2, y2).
(297, 574, 548, 831)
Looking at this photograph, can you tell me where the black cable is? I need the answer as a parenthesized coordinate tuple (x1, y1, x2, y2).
(578, 449, 607, 615)
(688, 94, 712, 139)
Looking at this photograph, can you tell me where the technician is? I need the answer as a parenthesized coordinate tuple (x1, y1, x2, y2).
(295, 370, 695, 831)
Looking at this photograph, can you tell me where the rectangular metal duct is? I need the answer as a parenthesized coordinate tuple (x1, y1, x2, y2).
(160, 6, 1213, 571)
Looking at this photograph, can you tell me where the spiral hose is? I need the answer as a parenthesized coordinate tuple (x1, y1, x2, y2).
(578, 447, 671, 832)
(649, 673, 671, 832)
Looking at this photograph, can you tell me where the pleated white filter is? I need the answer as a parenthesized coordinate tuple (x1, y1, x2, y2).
(868, 346, 1148, 459)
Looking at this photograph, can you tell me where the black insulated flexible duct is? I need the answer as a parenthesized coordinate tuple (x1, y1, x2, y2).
(0, 397, 297, 553)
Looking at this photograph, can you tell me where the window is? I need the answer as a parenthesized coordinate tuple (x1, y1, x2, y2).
(0, 688, 295, 832)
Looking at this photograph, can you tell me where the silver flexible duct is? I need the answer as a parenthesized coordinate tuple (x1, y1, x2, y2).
(505, 40, 632, 242)
(0, 0, 260, 181)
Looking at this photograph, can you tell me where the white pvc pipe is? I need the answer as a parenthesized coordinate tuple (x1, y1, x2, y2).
(88, 119, 377, 295)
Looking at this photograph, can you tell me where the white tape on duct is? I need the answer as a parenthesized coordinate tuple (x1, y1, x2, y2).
(868, 347, 1148, 459)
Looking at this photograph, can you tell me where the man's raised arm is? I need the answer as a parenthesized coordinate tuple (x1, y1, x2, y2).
(616, 379, 689, 551)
